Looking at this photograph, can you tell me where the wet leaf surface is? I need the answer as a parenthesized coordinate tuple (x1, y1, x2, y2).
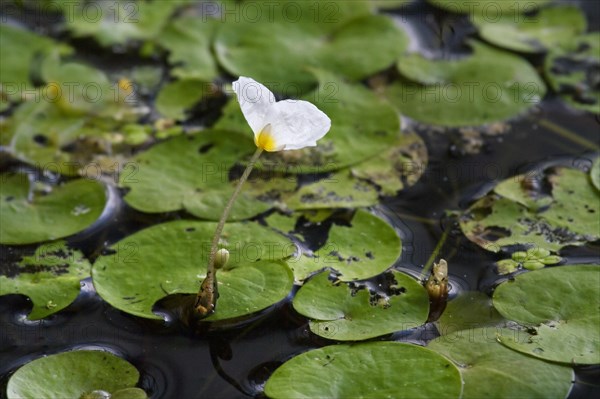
(92, 220, 294, 320)
(436, 291, 507, 336)
(0, 173, 107, 245)
(460, 167, 600, 252)
(264, 342, 462, 399)
(266, 209, 401, 282)
(428, 328, 573, 399)
(473, 5, 586, 53)
(544, 33, 600, 113)
(384, 41, 547, 127)
(350, 131, 427, 196)
(155, 15, 219, 82)
(6, 350, 142, 399)
(493, 265, 600, 364)
(591, 156, 600, 191)
(293, 270, 429, 341)
(0, 241, 90, 320)
(214, 0, 408, 93)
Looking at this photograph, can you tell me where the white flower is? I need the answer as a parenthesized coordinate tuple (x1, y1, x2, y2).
(232, 77, 331, 152)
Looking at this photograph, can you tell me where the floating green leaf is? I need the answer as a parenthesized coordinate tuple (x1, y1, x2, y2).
(493, 265, 600, 364)
(0, 241, 90, 320)
(497, 247, 562, 274)
(6, 350, 142, 399)
(350, 131, 428, 196)
(436, 292, 507, 336)
(293, 270, 429, 340)
(460, 167, 600, 252)
(155, 16, 219, 81)
(428, 328, 573, 399)
(155, 79, 211, 120)
(0, 24, 71, 102)
(92, 220, 294, 320)
(120, 130, 296, 220)
(215, 0, 408, 93)
(264, 342, 462, 399)
(473, 6, 586, 53)
(63, 0, 185, 46)
(384, 41, 547, 127)
(215, 72, 401, 173)
(0, 173, 107, 245)
(544, 33, 600, 113)
(284, 170, 378, 210)
(267, 209, 401, 282)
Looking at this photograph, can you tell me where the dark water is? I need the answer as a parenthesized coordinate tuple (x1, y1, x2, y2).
(1, 1, 600, 398)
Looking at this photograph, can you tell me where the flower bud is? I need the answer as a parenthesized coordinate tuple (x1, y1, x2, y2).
(215, 248, 230, 269)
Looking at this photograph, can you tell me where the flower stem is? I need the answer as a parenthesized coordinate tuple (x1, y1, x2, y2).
(194, 147, 264, 317)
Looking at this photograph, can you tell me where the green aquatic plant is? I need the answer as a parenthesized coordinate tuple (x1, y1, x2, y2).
(194, 76, 331, 317)
(496, 247, 562, 274)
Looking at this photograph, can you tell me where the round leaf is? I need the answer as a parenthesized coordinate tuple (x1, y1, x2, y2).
(6, 350, 141, 399)
(460, 167, 600, 252)
(268, 209, 402, 282)
(428, 328, 573, 399)
(436, 292, 507, 336)
(0, 241, 90, 320)
(0, 173, 107, 245)
(428, 0, 550, 14)
(385, 41, 547, 127)
(473, 6, 586, 53)
(214, 1, 407, 93)
(120, 130, 295, 221)
(544, 33, 600, 113)
(493, 265, 600, 364)
(293, 270, 429, 340)
(264, 342, 462, 399)
(92, 220, 294, 320)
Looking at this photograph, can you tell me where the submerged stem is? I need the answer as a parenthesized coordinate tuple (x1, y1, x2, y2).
(194, 147, 264, 317)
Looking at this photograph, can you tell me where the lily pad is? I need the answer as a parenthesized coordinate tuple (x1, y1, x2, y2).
(155, 79, 212, 120)
(384, 41, 547, 127)
(214, 0, 408, 93)
(473, 6, 586, 53)
(0, 172, 107, 245)
(92, 220, 294, 320)
(0, 241, 90, 320)
(284, 169, 379, 210)
(436, 292, 507, 336)
(428, 328, 573, 399)
(0, 24, 71, 102)
(268, 209, 402, 282)
(544, 33, 600, 113)
(293, 270, 429, 341)
(63, 0, 185, 46)
(264, 342, 462, 399)
(215, 72, 401, 173)
(6, 350, 141, 399)
(155, 16, 219, 81)
(460, 167, 600, 252)
(493, 265, 600, 364)
(120, 130, 296, 220)
(350, 131, 428, 196)
(370, 0, 412, 9)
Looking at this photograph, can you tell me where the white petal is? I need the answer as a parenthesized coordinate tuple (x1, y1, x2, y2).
(232, 77, 276, 135)
(265, 99, 331, 151)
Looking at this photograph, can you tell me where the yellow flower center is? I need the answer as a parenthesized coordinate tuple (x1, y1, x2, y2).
(255, 124, 278, 151)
